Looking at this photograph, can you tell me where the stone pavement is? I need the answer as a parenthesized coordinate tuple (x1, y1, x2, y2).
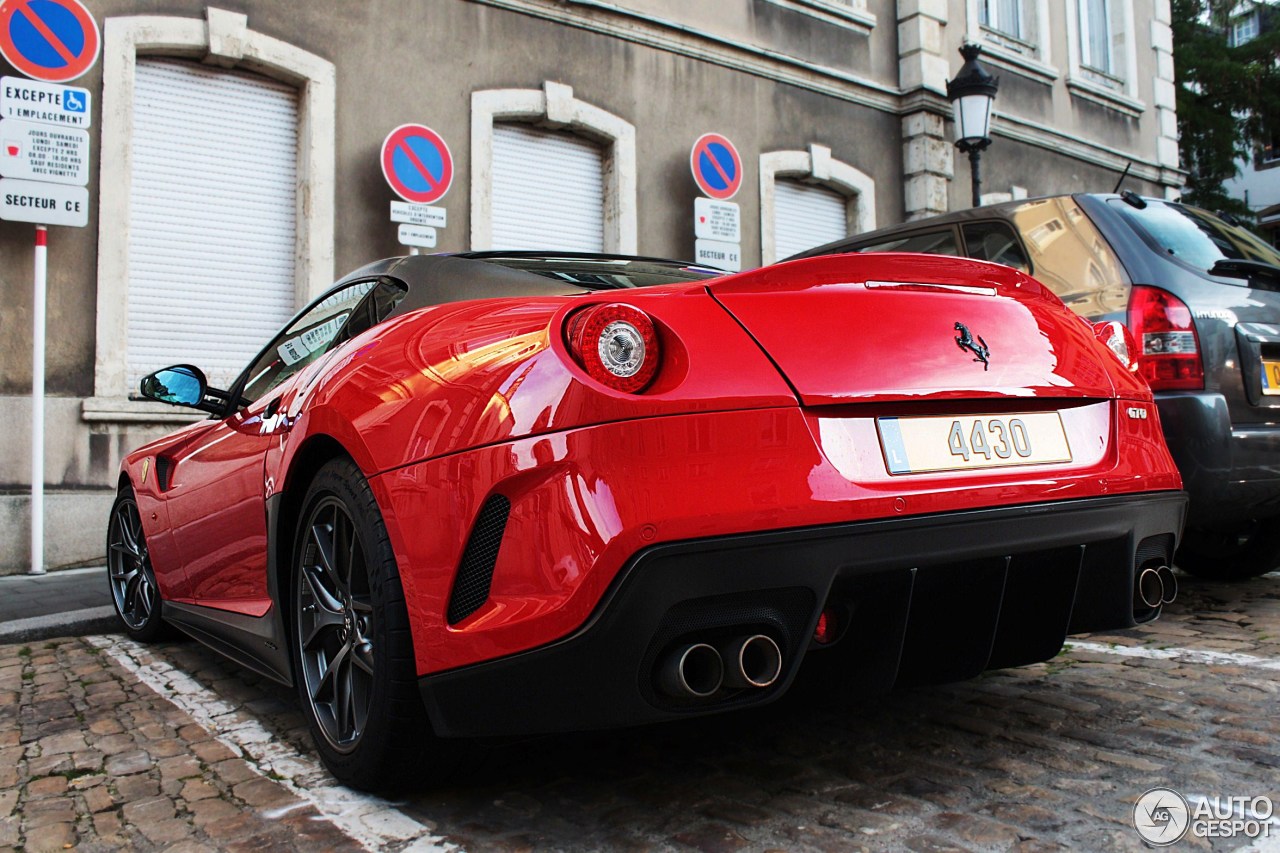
(0, 567, 115, 644)
(0, 637, 361, 852)
(1, 570, 1277, 852)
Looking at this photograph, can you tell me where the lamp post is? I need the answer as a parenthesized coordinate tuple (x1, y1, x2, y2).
(946, 44, 1000, 208)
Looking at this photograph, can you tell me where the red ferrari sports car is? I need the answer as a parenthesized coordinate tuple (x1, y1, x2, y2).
(110, 251, 1186, 790)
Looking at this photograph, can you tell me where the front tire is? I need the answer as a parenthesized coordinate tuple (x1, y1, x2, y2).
(290, 457, 456, 791)
(1177, 520, 1280, 580)
(107, 487, 167, 641)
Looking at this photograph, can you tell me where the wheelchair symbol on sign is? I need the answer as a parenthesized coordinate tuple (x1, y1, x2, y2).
(64, 92, 85, 113)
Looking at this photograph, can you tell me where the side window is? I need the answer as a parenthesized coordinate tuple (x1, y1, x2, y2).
(240, 280, 379, 404)
(857, 229, 959, 256)
(962, 221, 1030, 272)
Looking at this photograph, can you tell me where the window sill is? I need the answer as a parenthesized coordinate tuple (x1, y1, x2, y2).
(81, 398, 206, 424)
(1066, 76, 1144, 118)
(765, 0, 875, 35)
(980, 42, 1059, 86)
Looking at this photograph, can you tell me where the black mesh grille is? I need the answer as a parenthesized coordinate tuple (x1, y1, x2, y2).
(446, 495, 511, 625)
(1136, 533, 1175, 570)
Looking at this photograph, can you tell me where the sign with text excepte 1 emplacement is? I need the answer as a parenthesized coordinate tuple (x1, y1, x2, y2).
(397, 224, 437, 248)
(0, 176, 88, 226)
(694, 197, 740, 243)
(0, 118, 88, 185)
(695, 238, 741, 273)
(0, 76, 90, 127)
(390, 200, 446, 228)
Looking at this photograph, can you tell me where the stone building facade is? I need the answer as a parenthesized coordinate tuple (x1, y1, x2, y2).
(0, 0, 1182, 572)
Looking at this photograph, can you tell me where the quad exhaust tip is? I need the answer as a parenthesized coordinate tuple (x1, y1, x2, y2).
(657, 642, 723, 699)
(1136, 567, 1164, 610)
(1135, 565, 1178, 614)
(657, 634, 784, 699)
(1156, 565, 1177, 604)
(719, 634, 783, 689)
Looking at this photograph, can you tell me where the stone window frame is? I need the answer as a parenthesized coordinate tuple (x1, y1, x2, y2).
(759, 145, 876, 266)
(470, 82, 637, 254)
(86, 8, 335, 423)
(1064, 0, 1143, 116)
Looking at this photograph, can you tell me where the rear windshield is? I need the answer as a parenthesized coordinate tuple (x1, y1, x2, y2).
(474, 256, 723, 290)
(1107, 199, 1280, 273)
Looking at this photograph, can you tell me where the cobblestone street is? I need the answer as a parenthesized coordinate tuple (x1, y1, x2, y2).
(2, 571, 1277, 852)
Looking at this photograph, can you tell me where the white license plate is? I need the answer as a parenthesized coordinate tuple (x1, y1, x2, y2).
(1262, 359, 1280, 396)
(878, 413, 1073, 475)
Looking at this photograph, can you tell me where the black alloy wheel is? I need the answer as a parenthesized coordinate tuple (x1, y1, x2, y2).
(107, 489, 166, 641)
(1177, 519, 1280, 580)
(295, 495, 376, 752)
(289, 457, 457, 791)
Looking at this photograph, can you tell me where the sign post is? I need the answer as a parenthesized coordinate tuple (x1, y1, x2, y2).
(381, 123, 453, 254)
(0, 0, 99, 573)
(30, 225, 45, 573)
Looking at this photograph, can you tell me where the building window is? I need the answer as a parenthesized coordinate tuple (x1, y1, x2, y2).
(127, 59, 298, 390)
(1229, 11, 1259, 47)
(491, 124, 605, 252)
(980, 0, 1025, 40)
(1262, 127, 1280, 166)
(966, 1, 1053, 78)
(1066, 0, 1139, 110)
(758, 145, 875, 265)
(471, 82, 636, 253)
(88, 8, 335, 420)
(1078, 0, 1113, 75)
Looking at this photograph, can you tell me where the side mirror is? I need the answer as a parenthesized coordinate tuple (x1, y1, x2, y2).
(140, 365, 210, 409)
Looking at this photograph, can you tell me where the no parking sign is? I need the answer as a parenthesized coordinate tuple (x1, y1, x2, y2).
(690, 132, 742, 201)
(0, 0, 100, 84)
(380, 124, 453, 206)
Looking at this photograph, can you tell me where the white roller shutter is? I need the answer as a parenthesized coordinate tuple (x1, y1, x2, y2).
(491, 123, 604, 252)
(127, 59, 299, 389)
(774, 180, 849, 260)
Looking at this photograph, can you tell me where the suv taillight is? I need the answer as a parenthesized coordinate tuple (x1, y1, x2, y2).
(1127, 285, 1204, 391)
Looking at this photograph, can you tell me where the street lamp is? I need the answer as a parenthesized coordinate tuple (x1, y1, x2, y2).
(946, 43, 1000, 208)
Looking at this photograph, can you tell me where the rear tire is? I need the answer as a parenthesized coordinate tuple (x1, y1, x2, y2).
(107, 486, 168, 642)
(290, 457, 461, 791)
(1177, 520, 1280, 580)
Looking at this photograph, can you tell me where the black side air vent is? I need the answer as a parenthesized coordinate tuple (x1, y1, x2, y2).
(446, 494, 511, 625)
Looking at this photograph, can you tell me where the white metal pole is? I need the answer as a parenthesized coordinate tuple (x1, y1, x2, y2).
(30, 225, 47, 576)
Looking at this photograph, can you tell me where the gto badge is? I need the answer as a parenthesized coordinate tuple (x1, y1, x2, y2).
(1127, 406, 1148, 420)
(954, 322, 991, 371)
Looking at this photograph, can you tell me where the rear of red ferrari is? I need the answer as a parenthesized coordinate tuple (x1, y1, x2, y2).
(367, 254, 1185, 737)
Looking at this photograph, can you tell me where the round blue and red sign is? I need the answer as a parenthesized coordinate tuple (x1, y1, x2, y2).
(381, 124, 453, 206)
(690, 132, 742, 201)
(0, 0, 100, 83)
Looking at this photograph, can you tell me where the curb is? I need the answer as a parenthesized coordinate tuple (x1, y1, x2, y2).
(0, 606, 119, 644)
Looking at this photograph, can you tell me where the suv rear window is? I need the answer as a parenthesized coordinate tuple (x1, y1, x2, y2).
(1107, 199, 1280, 273)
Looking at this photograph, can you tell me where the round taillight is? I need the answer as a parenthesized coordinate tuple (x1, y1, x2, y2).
(1093, 320, 1140, 373)
(566, 303, 660, 393)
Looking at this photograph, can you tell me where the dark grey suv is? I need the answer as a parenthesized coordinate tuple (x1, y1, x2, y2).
(793, 194, 1280, 579)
